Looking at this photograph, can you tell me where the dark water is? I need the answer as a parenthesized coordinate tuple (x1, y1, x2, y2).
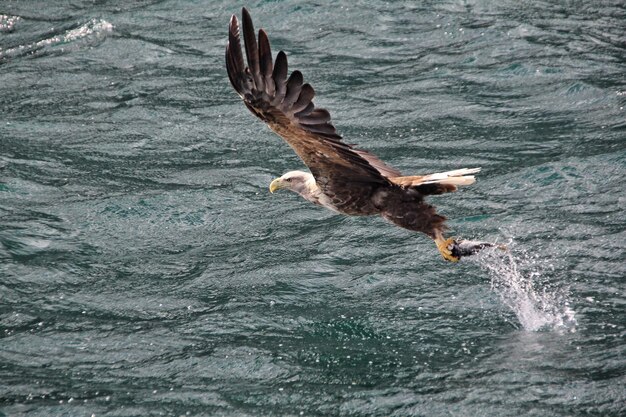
(1, 1, 625, 416)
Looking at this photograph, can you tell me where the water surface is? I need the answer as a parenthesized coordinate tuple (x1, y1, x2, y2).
(1, 1, 624, 416)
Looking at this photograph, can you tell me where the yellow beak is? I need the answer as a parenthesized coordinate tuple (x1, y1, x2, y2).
(269, 178, 283, 193)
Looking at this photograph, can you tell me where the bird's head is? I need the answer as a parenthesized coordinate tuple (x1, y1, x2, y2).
(269, 170, 313, 194)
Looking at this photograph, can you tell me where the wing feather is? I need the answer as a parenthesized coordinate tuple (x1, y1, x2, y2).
(282, 70, 303, 109)
(294, 102, 315, 117)
(299, 108, 331, 124)
(291, 83, 315, 114)
(226, 16, 246, 93)
(271, 51, 288, 105)
(299, 123, 338, 137)
(258, 29, 275, 96)
(241, 8, 264, 91)
(226, 8, 402, 207)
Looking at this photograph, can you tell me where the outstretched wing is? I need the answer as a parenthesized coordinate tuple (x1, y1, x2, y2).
(226, 8, 401, 205)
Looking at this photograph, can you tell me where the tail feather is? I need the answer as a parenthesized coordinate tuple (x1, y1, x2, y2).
(391, 167, 481, 191)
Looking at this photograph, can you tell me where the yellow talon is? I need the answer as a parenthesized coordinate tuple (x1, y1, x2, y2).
(436, 237, 460, 262)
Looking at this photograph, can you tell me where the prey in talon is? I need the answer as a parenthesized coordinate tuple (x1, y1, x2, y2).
(450, 240, 508, 260)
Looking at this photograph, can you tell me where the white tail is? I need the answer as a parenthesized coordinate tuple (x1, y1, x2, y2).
(418, 167, 481, 186)
(391, 167, 480, 188)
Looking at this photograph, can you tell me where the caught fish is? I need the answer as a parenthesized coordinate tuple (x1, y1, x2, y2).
(450, 239, 507, 259)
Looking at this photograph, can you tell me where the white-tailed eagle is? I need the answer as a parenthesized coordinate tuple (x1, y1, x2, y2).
(226, 8, 494, 261)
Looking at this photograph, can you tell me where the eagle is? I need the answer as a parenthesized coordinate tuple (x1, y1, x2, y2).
(226, 8, 494, 262)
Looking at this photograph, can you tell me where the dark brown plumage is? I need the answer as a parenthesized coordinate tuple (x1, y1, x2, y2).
(225, 8, 488, 261)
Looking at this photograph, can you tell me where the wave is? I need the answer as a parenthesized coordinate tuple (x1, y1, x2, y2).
(0, 18, 113, 62)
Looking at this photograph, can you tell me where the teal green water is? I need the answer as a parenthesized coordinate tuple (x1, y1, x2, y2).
(1, 1, 624, 416)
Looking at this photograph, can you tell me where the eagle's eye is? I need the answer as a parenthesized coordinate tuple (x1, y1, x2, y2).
(285, 178, 292, 182)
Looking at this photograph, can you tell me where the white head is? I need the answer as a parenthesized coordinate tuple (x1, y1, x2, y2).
(269, 170, 316, 197)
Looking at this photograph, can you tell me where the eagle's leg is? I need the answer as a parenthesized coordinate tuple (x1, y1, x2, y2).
(434, 232, 460, 262)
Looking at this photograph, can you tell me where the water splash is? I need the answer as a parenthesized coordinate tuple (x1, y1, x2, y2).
(470, 241, 577, 332)
(0, 18, 113, 61)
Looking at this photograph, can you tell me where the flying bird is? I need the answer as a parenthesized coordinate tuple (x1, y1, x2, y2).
(225, 8, 494, 262)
